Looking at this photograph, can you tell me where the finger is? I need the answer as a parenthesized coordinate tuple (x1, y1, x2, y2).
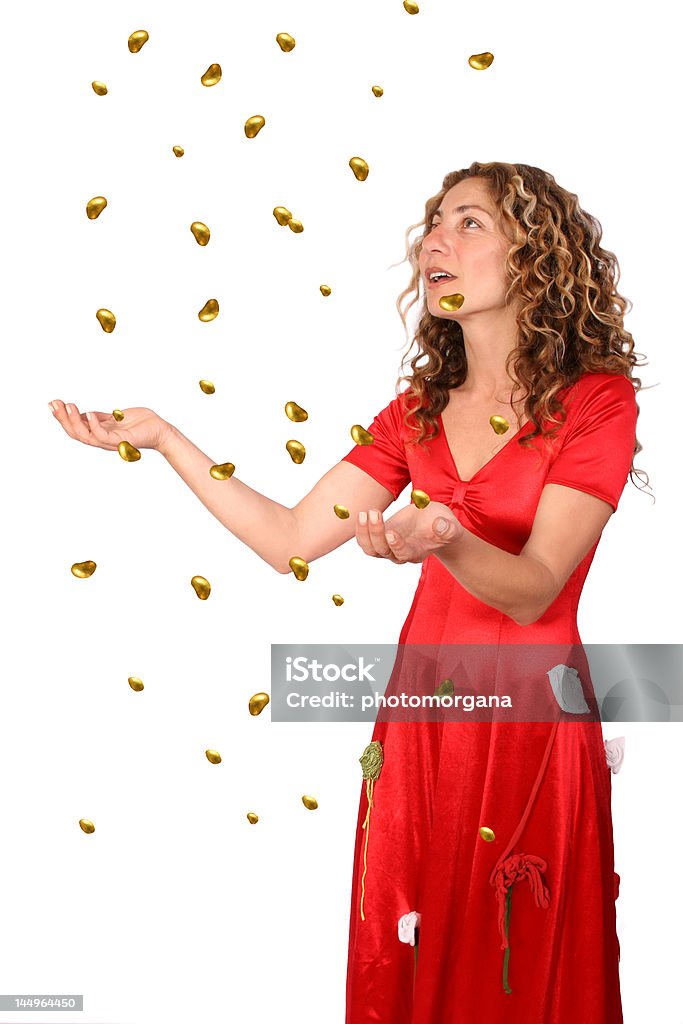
(432, 516, 459, 541)
(355, 511, 380, 557)
(366, 509, 393, 557)
(49, 400, 79, 440)
(64, 402, 95, 444)
(84, 410, 117, 448)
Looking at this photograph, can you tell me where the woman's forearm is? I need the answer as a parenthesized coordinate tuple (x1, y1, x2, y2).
(158, 423, 296, 574)
(435, 527, 557, 625)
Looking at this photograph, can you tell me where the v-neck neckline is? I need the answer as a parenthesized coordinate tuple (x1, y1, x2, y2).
(437, 412, 532, 483)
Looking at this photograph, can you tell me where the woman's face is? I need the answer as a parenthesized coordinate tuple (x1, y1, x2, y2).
(418, 177, 515, 320)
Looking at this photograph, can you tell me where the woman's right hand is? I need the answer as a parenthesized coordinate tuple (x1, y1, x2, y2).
(48, 400, 172, 453)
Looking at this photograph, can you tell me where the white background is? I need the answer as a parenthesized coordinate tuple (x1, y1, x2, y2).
(2, 0, 680, 1020)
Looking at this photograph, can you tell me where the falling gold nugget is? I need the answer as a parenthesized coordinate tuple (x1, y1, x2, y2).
(79, 819, 95, 834)
(403, 0, 419, 13)
(128, 30, 149, 53)
(245, 115, 266, 138)
(490, 415, 510, 435)
(191, 222, 210, 245)
(349, 157, 369, 181)
(206, 749, 222, 764)
(285, 401, 308, 422)
(469, 52, 495, 70)
(86, 196, 107, 220)
(201, 63, 222, 86)
(247, 812, 259, 824)
(118, 441, 141, 462)
(96, 309, 116, 333)
(191, 576, 211, 599)
(289, 557, 309, 581)
(112, 409, 124, 422)
(371, 85, 383, 97)
(128, 676, 144, 692)
(273, 206, 293, 226)
(479, 826, 496, 842)
(350, 425, 374, 445)
(286, 440, 306, 464)
(71, 560, 96, 578)
(439, 293, 465, 312)
(249, 692, 270, 716)
(332, 594, 344, 606)
(198, 298, 219, 321)
(320, 284, 332, 296)
(302, 795, 318, 810)
(92, 81, 108, 96)
(411, 489, 430, 509)
(334, 504, 350, 519)
(199, 380, 215, 394)
(434, 678, 455, 698)
(209, 462, 235, 480)
(276, 33, 296, 52)
(288, 218, 304, 233)
(173, 145, 184, 158)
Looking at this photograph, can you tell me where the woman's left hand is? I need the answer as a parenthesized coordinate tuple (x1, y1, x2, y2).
(355, 502, 463, 565)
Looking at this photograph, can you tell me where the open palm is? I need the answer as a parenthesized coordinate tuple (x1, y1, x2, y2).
(48, 399, 169, 452)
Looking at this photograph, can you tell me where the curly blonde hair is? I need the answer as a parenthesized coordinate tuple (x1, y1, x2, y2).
(395, 161, 652, 502)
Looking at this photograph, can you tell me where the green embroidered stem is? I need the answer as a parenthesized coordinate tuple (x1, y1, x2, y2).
(502, 889, 512, 994)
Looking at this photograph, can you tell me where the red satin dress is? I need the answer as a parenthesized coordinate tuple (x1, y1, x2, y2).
(340, 372, 637, 1023)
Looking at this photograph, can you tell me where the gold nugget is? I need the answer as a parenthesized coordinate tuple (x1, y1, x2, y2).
(403, 0, 419, 12)
(273, 206, 293, 226)
(96, 309, 116, 333)
(128, 30, 149, 53)
(350, 425, 374, 445)
(247, 812, 259, 824)
(249, 692, 270, 716)
(276, 33, 296, 52)
(191, 222, 210, 245)
(286, 440, 306, 464)
(118, 441, 141, 462)
(289, 557, 309, 581)
(206, 749, 222, 764)
(128, 676, 144, 692)
(490, 415, 510, 435)
(334, 504, 350, 519)
(469, 52, 494, 70)
(209, 463, 235, 480)
(86, 196, 107, 220)
(245, 115, 266, 138)
(434, 678, 455, 698)
(198, 298, 219, 321)
(371, 85, 383, 97)
(285, 401, 308, 422)
(320, 284, 332, 296)
(288, 218, 304, 233)
(173, 145, 184, 157)
(332, 594, 344, 606)
(79, 819, 95, 834)
(112, 410, 124, 422)
(411, 489, 430, 509)
(201, 63, 222, 86)
(438, 293, 465, 312)
(191, 575, 211, 600)
(71, 560, 96, 578)
(199, 380, 215, 394)
(349, 157, 369, 181)
(302, 795, 318, 810)
(92, 81, 108, 96)
(479, 826, 496, 842)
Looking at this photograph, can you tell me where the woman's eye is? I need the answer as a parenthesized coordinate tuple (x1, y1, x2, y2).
(462, 217, 478, 228)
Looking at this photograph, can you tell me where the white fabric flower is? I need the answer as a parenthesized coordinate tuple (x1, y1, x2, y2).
(604, 736, 625, 774)
(546, 663, 590, 714)
(397, 910, 422, 946)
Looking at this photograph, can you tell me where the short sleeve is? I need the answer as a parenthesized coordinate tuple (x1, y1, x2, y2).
(340, 395, 412, 500)
(545, 374, 637, 512)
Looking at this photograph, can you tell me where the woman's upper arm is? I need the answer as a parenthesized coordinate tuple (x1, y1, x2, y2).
(289, 460, 401, 566)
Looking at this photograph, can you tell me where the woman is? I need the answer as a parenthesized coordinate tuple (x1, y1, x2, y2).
(48, 161, 649, 1022)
